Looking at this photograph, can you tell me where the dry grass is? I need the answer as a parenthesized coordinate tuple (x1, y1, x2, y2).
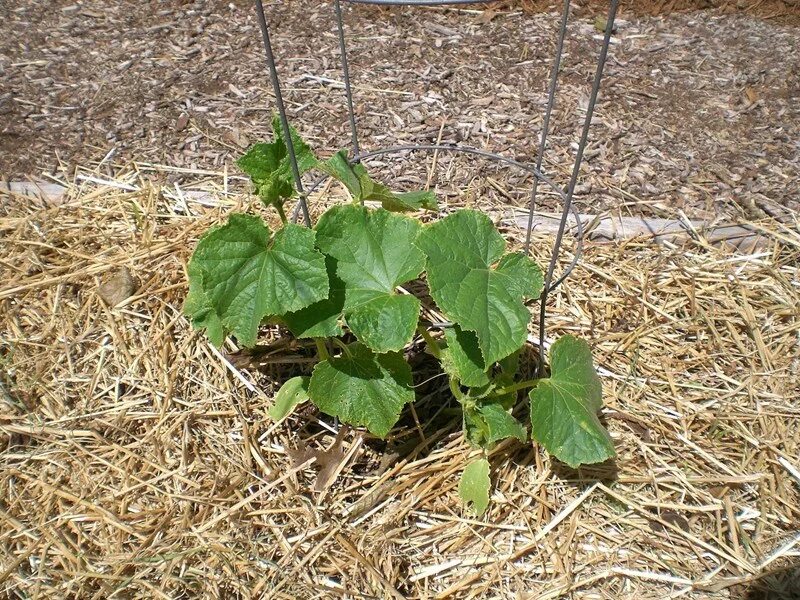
(1, 164, 799, 599)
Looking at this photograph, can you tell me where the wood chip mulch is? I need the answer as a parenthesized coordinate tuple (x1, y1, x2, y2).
(1, 0, 799, 220)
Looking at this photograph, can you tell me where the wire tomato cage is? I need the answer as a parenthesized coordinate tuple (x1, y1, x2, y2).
(252, 0, 620, 371)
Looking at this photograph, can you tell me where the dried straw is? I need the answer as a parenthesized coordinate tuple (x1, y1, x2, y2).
(1, 163, 798, 599)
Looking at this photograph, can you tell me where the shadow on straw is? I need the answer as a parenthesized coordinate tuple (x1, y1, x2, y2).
(739, 563, 800, 600)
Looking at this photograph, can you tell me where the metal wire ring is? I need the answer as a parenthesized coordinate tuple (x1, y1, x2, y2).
(255, 0, 619, 362)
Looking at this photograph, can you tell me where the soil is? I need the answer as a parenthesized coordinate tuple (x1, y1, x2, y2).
(1, 0, 798, 219)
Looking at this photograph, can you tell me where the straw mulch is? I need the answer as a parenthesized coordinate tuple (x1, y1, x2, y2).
(1, 165, 799, 599)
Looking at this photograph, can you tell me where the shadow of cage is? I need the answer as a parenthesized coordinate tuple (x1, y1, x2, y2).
(251, 0, 619, 367)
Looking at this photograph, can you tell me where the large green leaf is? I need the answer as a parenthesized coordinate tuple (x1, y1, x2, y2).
(440, 325, 489, 387)
(315, 205, 425, 353)
(459, 458, 491, 515)
(269, 376, 310, 423)
(416, 210, 543, 365)
(529, 335, 615, 468)
(308, 343, 414, 438)
(319, 150, 437, 212)
(281, 255, 345, 339)
(237, 116, 317, 209)
(186, 214, 329, 347)
(184, 261, 225, 346)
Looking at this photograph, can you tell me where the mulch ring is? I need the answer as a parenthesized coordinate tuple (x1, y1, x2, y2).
(1, 164, 799, 598)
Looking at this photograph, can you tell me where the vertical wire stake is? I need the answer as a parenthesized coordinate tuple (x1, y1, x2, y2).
(537, 0, 619, 374)
(334, 0, 360, 158)
(254, 0, 312, 227)
(523, 0, 571, 255)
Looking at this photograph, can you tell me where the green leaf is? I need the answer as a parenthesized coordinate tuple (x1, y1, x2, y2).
(383, 190, 438, 213)
(237, 142, 292, 204)
(464, 402, 527, 447)
(498, 350, 520, 380)
(315, 205, 425, 353)
(495, 252, 544, 300)
(269, 376, 310, 423)
(274, 116, 318, 173)
(308, 342, 414, 438)
(317, 150, 361, 196)
(459, 458, 491, 515)
(440, 325, 489, 387)
(319, 150, 437, 212)
(417, 210, 544, 365)
(184, 261, 225, 346)
(529, 335, 615, 468)
(463, 406, 486, 447)
(237, 116, 317, 209)
(187, 214, 329, 347)
(281, 256, 345, 338)
(478, 403, 527, 444)
(491, 350, 522, 410)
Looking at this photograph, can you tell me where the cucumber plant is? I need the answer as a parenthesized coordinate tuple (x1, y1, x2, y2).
(185, 117, 615, 514)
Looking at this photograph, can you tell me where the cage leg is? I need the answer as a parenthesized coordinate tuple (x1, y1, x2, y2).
(254, 0, 312, 226)
(524, 0, 571, 255)
(537, 0, 619, 373)
(334, 0, 361, 158)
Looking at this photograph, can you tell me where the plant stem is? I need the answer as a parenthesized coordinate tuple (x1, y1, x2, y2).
(449, 378, 468, 405)
(417, 326, 441, 359)
(331, 338, 349, 353)
(490, 378, 541, 397)
(314, 338, 329, 361)
(275, 202, 288, 225)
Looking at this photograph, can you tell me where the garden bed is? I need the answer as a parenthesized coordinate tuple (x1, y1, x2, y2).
(1, 164, 799, 598)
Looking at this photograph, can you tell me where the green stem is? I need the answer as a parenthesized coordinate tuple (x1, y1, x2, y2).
(417, 326, 441, 359)
(331, 338, 349, 353)
(490, 378, 541, 397)
(314, 339, 329, 361)
(449, 378, 470, 406)
(275, 202, 288, 225)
